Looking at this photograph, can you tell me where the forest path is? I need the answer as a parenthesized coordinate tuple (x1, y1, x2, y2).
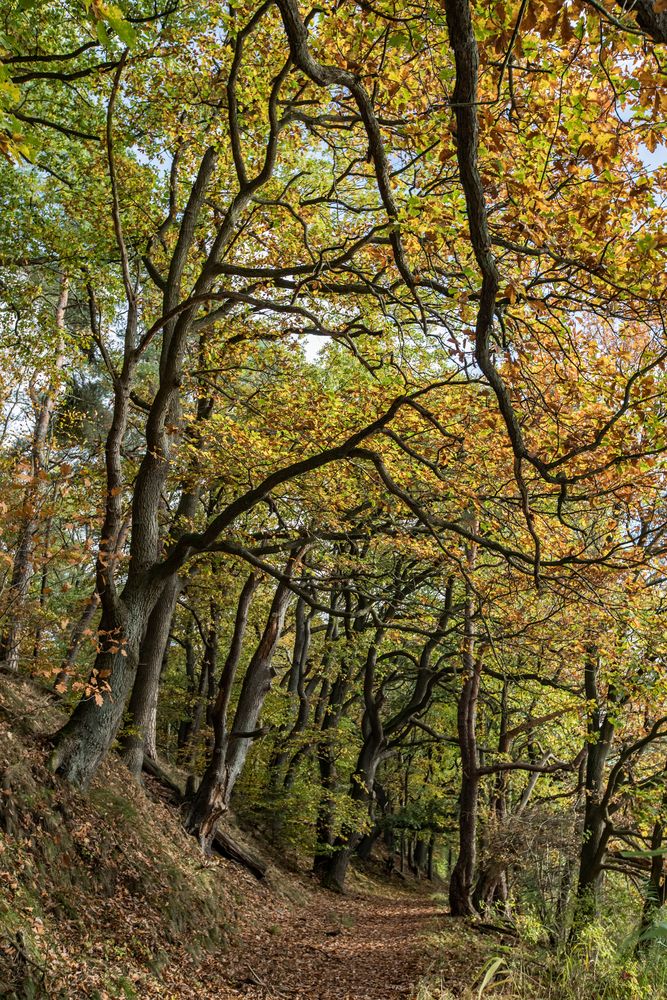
(214, 879, 444, 1000)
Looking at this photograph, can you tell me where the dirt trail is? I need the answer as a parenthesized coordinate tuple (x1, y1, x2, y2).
(216, 883, 443, 1000)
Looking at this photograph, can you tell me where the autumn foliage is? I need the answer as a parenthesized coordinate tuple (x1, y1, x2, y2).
(2, 0, 667, 995)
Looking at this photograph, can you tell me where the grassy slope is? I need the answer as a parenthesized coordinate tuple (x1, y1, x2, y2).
(0, 673, 299, 999)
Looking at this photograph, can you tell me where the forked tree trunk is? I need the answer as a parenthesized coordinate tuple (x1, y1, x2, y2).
(311, 602, 347, 869)
(186, 567, 295, 851)
(49, 593, 154, 786)
(269, 595, 314, 781)
(50, 145, 218, 787)
(316, 723, 384, 890)
(449, 754, 480, 916)
(318, 846, 354, 892)
(356, 826, 382, 862)
(122, 344, 213, 776)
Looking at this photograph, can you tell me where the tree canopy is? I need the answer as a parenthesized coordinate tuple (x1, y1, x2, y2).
(2, 0, 667, 994)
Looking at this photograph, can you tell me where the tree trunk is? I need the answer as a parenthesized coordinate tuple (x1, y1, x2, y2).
(450, 556, 482, 918)
(1, 275, 68, 672)
(177, 634, 197, 750)
(317, 845, 354, 892)
(53, 592, 101, 694)
(414, 838, 428, 878)
(312, 611, 346, 871)
(637, 801, 667, 952)
(316, 731, 382, 890)
(449, 758, 480, 916)
(473, 678, 510, 915)
(186, 568, 295, 851)
(571, 647, 615, 934)
(50, 146, 218, 787)
(123, 471, 203, 776)
(314, 579, 455, 893)
(315, 633, 385, 891)
(182, 636, 215, 767)
(356, 827, 382, 862)
(123, 576, 180, 776)
(314, 718, 338, 874)
(270, 596, 314, 782)
(49, 592, 152, 786)
(31, 516, 52, 665)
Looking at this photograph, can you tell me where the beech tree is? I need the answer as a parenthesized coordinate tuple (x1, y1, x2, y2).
(2, 0, 667, 964)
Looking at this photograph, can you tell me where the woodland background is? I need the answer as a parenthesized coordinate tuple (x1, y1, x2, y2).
(2, 0, 667, 997)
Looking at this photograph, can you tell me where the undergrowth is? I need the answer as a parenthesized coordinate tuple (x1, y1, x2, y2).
(418, 905, 667, 1000)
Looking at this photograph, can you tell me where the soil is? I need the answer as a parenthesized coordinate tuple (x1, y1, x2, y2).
(214, 883, 443, 1000)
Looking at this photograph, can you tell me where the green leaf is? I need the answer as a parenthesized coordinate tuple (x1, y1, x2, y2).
(96, 20, 110, 47)
(638, 922, 667, 942)
(108, 16, 137, 48)
(478, 956, 506, 998)
(388, 32, 409, 50)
